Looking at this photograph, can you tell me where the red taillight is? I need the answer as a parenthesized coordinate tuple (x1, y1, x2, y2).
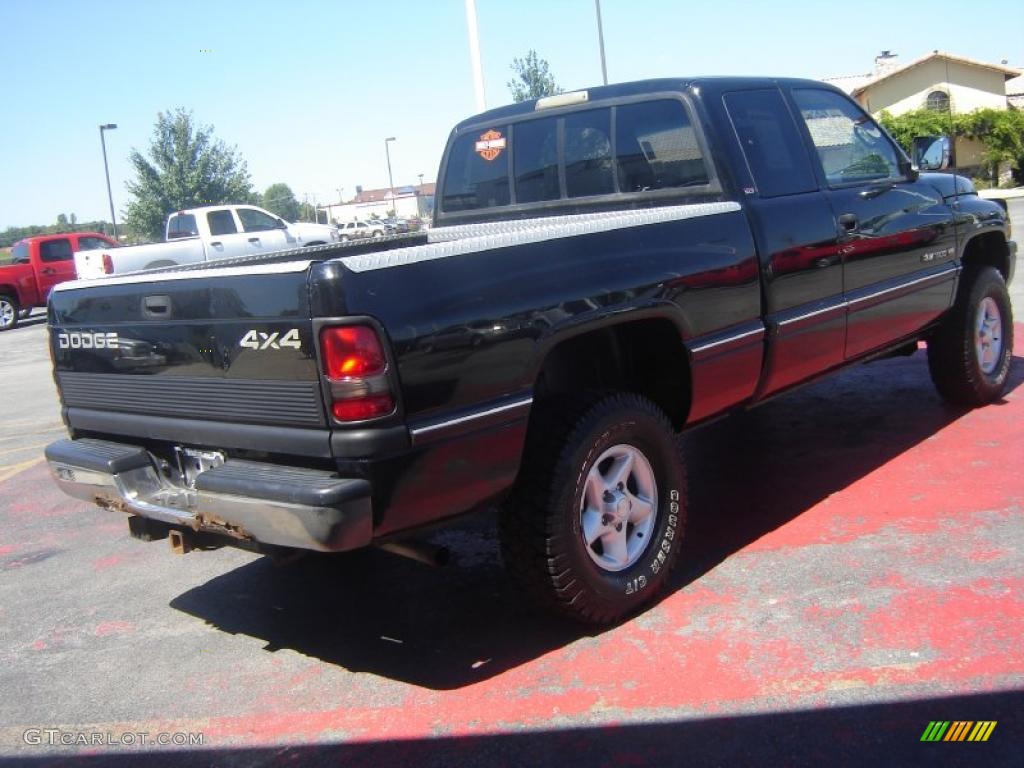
(102, 253, 114, 274)
(321, 326, 386, 378)
(331, 394, 395, 421)
(320, 325, 395, 422)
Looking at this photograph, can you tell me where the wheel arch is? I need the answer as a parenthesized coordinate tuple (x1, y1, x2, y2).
(528, 314, 692, 430)
(960, 231, 1011, 285)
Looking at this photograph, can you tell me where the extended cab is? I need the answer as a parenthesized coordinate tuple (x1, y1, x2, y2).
(74, 205, 340, 278)
(45, 78, 1016, 623)
(0, 232, 117, 330)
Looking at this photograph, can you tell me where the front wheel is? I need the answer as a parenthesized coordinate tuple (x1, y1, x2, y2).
(0, 295, 19, 331)
(927, 266, 1014, 406)
(500, 393, 687, 624)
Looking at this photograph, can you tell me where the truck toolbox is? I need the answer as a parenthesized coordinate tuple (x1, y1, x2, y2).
(45, 438, 372, 552)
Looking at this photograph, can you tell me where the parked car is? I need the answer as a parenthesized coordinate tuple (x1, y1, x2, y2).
(74, 205, 339, 278)
(337, 220, 388, 241)
(45, 76, 1016, 624)
(0, 232, 117, 329)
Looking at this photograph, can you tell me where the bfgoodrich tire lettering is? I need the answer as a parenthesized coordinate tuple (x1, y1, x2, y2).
(500, 393, 687, 624)
(927, 267, 1014, 406)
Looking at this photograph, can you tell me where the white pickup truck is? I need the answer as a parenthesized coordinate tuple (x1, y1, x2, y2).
(74, 205, 340, 278)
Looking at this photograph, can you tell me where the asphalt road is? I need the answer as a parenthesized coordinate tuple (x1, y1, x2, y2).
(0, 205, 1022, 766)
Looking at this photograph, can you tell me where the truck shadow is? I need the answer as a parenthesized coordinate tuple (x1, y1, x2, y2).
(170, 351, 1023, 690)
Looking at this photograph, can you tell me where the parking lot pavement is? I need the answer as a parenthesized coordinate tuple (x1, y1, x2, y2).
(1, 325, 1022, 763)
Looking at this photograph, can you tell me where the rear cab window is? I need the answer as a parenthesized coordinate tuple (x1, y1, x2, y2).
(11, 242, 30, 264)
(39, 239, 73, 262)
(167, 214, 199, 240)
(76, 236, 116, 251)
(439, 93, 717, 220)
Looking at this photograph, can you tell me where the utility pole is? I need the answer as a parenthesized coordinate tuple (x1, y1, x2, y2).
(384, 137, 396, 218)
(595, 0, 608, 85)
(99, 124, 119, 239)
(464, 0, 486, 112)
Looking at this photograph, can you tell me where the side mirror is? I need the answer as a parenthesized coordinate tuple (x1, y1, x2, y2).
(275, 218, 288, 229)
(912, 136, 951, 171)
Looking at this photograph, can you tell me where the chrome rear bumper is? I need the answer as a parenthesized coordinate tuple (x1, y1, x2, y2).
(45, 438, 372, 552)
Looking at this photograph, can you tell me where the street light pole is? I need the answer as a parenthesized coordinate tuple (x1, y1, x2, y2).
(384, 137, 396, 218)
(99, 124, 119, 239)
(594, 0, 608, 85)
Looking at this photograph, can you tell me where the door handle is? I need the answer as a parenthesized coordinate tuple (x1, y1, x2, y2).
(248, 237, 260, 244)
(41, 267, 57, 275)
(210, 241, 223, 248)
(838, 213, 858, 233)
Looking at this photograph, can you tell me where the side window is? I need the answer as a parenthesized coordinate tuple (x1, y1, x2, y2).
(167, 214, 198, 239)
(792, 89, 901, 185)
(40, 239, 73, 262)
(11, 243, 30, 264)
(723, 89, 818, 197)
(76, 236, 115, 251)
(565, 108, 614, 198)
(441, 125, 510, 212)
(514, 117, 559, 204)
(237, 208, 279, 232)
(207, 210, 238, 236)
(616, 100, 709, 192)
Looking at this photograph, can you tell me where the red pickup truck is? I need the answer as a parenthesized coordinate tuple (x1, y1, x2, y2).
(0, 232, 117, 330)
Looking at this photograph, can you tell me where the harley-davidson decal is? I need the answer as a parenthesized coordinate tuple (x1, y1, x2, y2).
(475, 130, 506, 161)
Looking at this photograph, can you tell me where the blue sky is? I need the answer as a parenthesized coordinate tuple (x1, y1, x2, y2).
(2, 0, 1021, 229)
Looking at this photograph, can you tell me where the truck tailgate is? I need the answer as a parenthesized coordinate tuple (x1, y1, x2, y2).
(48, 259, 326, 441)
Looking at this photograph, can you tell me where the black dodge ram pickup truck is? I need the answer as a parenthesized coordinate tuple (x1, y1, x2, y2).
(45, 78, 1016, 623)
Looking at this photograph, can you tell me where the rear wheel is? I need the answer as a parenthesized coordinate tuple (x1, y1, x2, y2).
(927, 266, 1013, 406)
(0, 295, 19, 331)
(500, 393, 687, 624)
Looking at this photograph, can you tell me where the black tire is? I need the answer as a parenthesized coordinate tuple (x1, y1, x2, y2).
(0, 294, 19, 331)
(927, 266, 1014, 406)
(500, 393, 687, 624)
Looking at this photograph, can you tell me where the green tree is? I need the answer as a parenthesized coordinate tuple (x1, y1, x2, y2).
(507, 50, 562, 103)
(56, 213, 68, 230)
(296, 201, 317, 222)
(880, 107, 1024, 184)
(123, 108, 256, 241)
(70, 213, 77, 226)
(260, 183, 300, 222)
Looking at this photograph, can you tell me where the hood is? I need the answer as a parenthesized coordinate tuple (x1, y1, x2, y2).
(288, 221, 339, 242)
(920, 172, 975, 199)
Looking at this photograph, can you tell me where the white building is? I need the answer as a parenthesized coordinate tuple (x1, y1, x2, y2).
(323, 183, 435, 224)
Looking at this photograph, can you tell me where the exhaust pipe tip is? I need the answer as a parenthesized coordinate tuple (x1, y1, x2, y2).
(377, 539, 451, 567)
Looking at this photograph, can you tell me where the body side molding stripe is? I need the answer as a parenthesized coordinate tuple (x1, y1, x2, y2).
(410, 396, 534, 440)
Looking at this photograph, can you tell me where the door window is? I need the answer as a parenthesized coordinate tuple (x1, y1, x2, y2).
(207, 210, 238, 235)
(724, 89, 818, 197)
(39, 239, 73, 262)
(792, 89, 901, 185)
(237, 208, 279, 232)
